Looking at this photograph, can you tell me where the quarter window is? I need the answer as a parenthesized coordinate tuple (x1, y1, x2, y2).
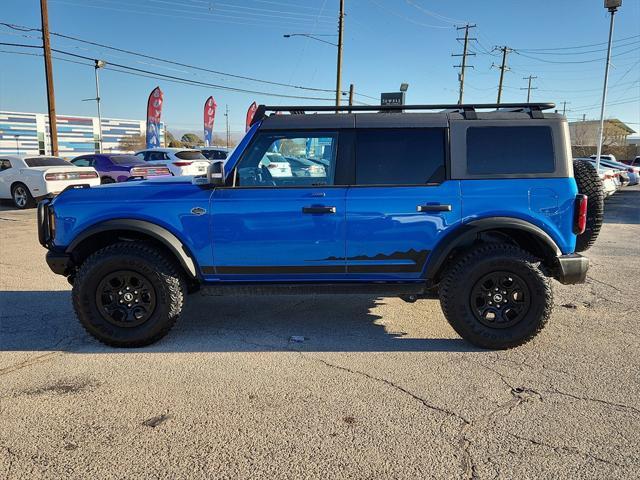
(236, 133, 337, 187)
(466, 126, 555, 175)
(0, 159, 11, 171)
(355, 128, 446, 185)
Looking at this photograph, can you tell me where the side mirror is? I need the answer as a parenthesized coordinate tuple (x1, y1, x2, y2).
(207, 160, 225, 186)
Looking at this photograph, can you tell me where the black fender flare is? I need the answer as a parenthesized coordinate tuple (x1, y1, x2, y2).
(66, 219, 198, 279)
(424, 217, 562, 281)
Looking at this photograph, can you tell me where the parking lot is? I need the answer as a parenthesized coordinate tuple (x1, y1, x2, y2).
(0, 187, 638, 479)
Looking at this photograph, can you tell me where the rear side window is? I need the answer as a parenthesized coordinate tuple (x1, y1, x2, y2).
(355, 128, 446, 185)
(110, 155, 144, 165)
(175, 151, 206, 160)
(466, 126, 555, 175)
(24, 157, 71, 167)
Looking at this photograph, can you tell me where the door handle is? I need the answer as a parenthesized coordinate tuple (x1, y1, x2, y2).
(302, 206, 336, 214)
(417, 204, 452, 212)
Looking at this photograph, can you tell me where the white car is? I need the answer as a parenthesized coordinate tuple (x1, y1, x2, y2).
(0, 155, 100, 209)
(135, 148, 211, 176)
(198, 147, 230, 163)
(259, 152, 293, 177)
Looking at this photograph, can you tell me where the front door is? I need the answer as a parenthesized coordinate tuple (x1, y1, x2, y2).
(345, 127, 461, 280)
(210, 131, 347, 280)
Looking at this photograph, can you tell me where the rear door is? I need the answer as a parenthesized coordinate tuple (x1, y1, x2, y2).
(345, 123, 461, 280)
(210, 130, 350, 280)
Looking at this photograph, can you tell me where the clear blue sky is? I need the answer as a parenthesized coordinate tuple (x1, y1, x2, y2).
(1, 0, 638, 137)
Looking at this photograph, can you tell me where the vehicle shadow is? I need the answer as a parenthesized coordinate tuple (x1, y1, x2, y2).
(0, 290, 476, 353)
(604, 187, 640, 225)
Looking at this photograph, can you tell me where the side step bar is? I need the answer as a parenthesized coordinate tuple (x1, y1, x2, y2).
(200, 283, 434, 297)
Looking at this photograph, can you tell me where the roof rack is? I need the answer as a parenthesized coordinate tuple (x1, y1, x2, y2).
(251, 102, 556, 126)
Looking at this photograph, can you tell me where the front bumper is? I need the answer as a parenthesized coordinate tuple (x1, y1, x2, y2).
(555, 253, 589, 285)
(46, 251, 72, 276)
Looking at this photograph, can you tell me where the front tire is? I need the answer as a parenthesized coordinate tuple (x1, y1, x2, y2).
(439, 243, 552, 349)
(11, 183, 35, 209)
(72, 242, 185, 347)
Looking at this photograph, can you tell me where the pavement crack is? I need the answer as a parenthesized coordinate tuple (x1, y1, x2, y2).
(309, 355, 470, 423)
(302, 354, 478, 478)
(547, 387, 640, 416)
(508, 433, 623, 467)
(587, 276, 630, 295)
(0, 352, 61, 378)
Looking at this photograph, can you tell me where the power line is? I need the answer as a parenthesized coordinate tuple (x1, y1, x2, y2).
(515, 34, 640, 52)
(1, 22, 362, 97)
(49, 47, 339, 100)
(514, 46, 638, 64)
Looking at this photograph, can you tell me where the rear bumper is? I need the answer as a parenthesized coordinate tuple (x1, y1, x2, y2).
(555, 253, 589, 284)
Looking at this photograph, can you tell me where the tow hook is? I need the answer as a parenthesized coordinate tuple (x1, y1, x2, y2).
(400, 294, 418, 303)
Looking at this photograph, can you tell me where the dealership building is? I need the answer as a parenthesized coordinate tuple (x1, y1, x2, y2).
(0, 110, 165, 158)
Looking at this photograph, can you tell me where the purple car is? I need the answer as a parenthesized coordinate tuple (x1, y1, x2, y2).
(71, 154, 172, 184)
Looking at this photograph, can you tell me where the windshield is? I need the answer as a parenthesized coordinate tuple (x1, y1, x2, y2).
(175, 151, 206, 160)
(109, 155, 145, 165)
(25, 157, 71, 167)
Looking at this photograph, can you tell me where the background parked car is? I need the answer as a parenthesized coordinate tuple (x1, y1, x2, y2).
(71, 154, 172, 184)
(593, 157, 640, 186)
(134, 148, 210, 176)
(198, 147, 229, 162)
(0, 155, 99, 208)
(585, 157, 629, 187)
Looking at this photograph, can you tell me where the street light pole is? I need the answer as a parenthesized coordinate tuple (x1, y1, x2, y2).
(94, 59, 106, 153)
(595, 0, 621, 172)
(335, 0, 345, 108)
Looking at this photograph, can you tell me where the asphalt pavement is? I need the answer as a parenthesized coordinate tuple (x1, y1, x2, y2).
(0, 186, 639, 479)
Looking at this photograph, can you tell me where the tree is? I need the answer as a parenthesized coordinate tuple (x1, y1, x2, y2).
(118, 134, 145, 152)
(181, 133, 204, 147)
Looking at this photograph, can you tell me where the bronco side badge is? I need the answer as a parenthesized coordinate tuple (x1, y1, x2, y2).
(191, 207, 206, 216)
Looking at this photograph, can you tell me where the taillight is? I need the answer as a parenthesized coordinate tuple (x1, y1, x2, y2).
(172, 161, 193, 167)
(574, 194, 588, 235)
(130, 166, 171, 177)
(45, 171, 98, 181)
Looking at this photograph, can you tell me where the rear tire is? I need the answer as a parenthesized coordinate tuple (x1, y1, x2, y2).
(72, 242, 185, 347)
(11, 183, 35, 209)
(439, 243, 552, 350)
(573, 159, 604, 252)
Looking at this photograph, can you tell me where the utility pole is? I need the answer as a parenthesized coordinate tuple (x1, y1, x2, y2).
(492, 46, 512, 105)
(561, 101, 570, 116)
(40, 0, 58, 156)
(520, 75, 537, 103)
(452, 24, 476, 104)
(582, 114, 586, 122)
(348, 83, 354, 112)
(225, 104, 230, 148)
(335, 0, 344, 107)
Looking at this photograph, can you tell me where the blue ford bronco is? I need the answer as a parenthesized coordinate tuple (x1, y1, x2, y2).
(38, 103, 604, 349)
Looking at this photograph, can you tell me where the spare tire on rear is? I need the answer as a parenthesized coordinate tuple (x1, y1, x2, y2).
(573, 159, 604, 252)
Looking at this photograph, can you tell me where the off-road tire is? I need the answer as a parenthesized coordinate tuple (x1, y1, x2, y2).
(11, 183, 35, 209)
(573, 159, 604, 252)
(72, 242, 185, 347)
(439, 243, 552, 349)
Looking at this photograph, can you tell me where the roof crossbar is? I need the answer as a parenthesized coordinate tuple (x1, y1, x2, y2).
(251, 102, 556, 126)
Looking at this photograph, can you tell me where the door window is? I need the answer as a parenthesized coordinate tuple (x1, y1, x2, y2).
(72, 156, 93, 167)
(355, 128, 446, 185)
(236, 133, 337, 187)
